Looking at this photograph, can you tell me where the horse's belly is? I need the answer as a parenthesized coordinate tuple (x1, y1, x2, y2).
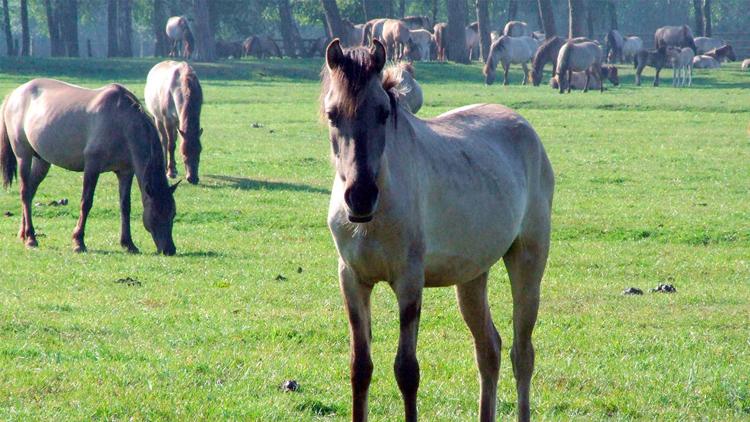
(24, 113, 88, 171)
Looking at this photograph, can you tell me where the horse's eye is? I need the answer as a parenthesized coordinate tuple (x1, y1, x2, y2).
(327, 109, 339, 124)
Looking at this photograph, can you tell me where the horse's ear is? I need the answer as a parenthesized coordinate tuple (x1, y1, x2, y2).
(326, 39, 345, 71)
(370, 39, 386, 73)
(170, 179, 182, 194)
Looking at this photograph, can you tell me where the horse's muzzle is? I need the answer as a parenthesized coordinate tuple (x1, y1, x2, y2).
(344, 183, 379, 224)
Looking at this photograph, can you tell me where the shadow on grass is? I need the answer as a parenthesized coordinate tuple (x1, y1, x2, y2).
(204, 174, 329, 194)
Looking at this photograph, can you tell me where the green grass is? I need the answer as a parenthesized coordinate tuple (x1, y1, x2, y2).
(0, 55, 749, 421)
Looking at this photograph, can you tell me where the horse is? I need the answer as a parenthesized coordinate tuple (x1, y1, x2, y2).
(742, 59, 750, 70)
(556, 40, 604, 93)
(433, 23, 447, 61)
(145, 61, 204, 185)
(407, 29, 433, 61)
(383, 19, 411, 60)
(694, 36, 725, 54)
(384, 62, 423, 114)
(342, 20, 365, 48)
(634, 46, 668, 86)
(622, 36, 643, 62)
(550, 65, 619, 90)
(692, 55, 721, 69)
(242, 35, 282, 59)
(483, 35, 537, 85)
(654, 25, 697, 53)
(361, 18, 387, 46)
(503, 20, 528, 37)
(321, 38, 553, 422)
(529, 36, 590, 86)
(666, 47, 694, 87)
(215, 40, 243, 59)
(466, 22, 480, 61)
(704, 44, 736, 62)
(401, 16, 432, 31)
(166, 16, 194, 59)
(0, 79, 178, 254)
(605, 29, 624, 63)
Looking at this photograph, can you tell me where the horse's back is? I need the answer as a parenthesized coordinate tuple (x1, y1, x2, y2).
(166, 16, 186, 39)
(145, 60, 186, 119)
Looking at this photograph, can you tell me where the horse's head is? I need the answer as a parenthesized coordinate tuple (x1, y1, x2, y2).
(483, 37, 504, 85)
(530, 67, 542, 86)
(142, 140, 179, 255)
(322, 39, 397, 223)
(603, 65, 619, 86)
(724, 45, 737, 61)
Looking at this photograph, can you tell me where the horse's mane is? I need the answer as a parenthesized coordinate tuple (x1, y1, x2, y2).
(467, 21, 479, 31)
(532, 36, 563, 74)
(179, 65, 203, 135)
(319, 45, 399, 127)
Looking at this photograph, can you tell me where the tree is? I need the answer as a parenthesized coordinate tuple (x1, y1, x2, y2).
(20, 0, 29, 56)
(507, 0, 517, 21)
(153, 0, 168, 56)
(107, 0, 118, 57)
(702, 0, 712, 37)
(118, 0, 133, 57)
(692, 0, 704, 36)
(398, 0, 405, 18)
(537, 0, 556, 37)
(321, 0, 347, 41)
(586, 0, 594, 38)
(475, 0, 491, 62)
(446, 0, 468, 63)
(607, 0, 617, 30)
(2, 0, 12, 55)
(278, 0, 302, 58)
(568, 0, 585, 38)
(192, 0, 215, 61)
(59, 0, 79, 57)
(44, 0, 61, 56)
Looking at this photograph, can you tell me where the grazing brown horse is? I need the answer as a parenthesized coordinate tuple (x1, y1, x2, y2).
(556, 40, 604, 93)
(0, 79, 178, 254)
(634, 46, 668, 86)
(243, 35, 282, 59)
(166, 16, 194, 59)
(145, 61, 204, 185)
(322, 39, 553, 422)
(704, 44, 736, 62)
(382, 19, 411, 60)
(530, 36, 590, 86)
(654, 25, 697, 54)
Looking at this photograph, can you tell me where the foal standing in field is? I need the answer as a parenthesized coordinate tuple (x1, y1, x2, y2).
(322, 39, 554, 422)
(145, 60, 203, 184)
(0, 79, 178, 254)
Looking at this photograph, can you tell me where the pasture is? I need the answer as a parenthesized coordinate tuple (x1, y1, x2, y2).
(0, 57, 748, 420)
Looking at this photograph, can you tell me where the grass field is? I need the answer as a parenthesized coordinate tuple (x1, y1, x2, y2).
(0, 55, 748, 421)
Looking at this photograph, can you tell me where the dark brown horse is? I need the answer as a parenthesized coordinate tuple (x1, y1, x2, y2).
(634, 46, 668, 86)
(704, 44, 737, 62)
(654, 25, 697, 54)
(1, 79, 178, 254)
(242, 35, 282, 59)
(530, 36, 590, 86)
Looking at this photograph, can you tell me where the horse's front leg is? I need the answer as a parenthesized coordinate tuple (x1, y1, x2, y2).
(340, 262, 374, 422)
(72, 169, 100, 253)
(165, 123, 178, 179)
(672, 65, 677, 87)
(654, 67, 661, 87)
(391, 266, 424, 422)
(16, 156, 48, 247)
(583, 70, 590, 93)
(116, 170, 138, 254)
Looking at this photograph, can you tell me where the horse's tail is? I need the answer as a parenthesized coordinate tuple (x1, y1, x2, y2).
(0, 96, 16, 189)
(183, 25, 195, 58)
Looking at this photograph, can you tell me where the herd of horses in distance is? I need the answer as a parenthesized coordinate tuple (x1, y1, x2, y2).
(0, 12, 747, 422)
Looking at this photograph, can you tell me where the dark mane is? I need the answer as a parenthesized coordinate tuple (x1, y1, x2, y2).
(468, 21, 479, 31)
(532, 36, 564, 76)
(179, 65, 203, 135)
(320, 45, 399, 127)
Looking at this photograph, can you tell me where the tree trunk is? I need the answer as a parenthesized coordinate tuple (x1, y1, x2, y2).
(118, 0, 133, 57)
(702, 0, 712, 37)
(2, 0, 13, 55)
(446, 0, 468, 63)
(321, 0, 347, 41)
(568, 0, 585, 38)
(399, 0, 405, 18)
(507, 0, 518, 20)
(278, 0, 302, 58)
(475, 0, 491, 62)
(692, 0, 703, 36)
(537, 0, 556, 38)
(60, 0, 78, 57)
(44, 0, 61, 56)
(153, 0, 168, 56)
(586, 0, 594, 39)
(107, 0, 118, 57)
(607, 0, 617, 30)
(20, 0, 29, 56)
(192, 0, 215, 61)
(431, 0, 437, 24)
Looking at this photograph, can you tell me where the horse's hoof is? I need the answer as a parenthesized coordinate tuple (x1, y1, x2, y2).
(25, 238, 38, 248)
(122, 243, 140, 254)
(73, 244, 87, 253)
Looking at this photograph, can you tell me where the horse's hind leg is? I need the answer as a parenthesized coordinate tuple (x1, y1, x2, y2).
(456, 272, 501, 422)
(115, 170, 138, 254)
(18, 157, 50, 247)
(164, 122, 178, 179)
(654, 66, 662, 87)
(521, 62, 529, 85)
(340, 262, 374, 422)
(503, 63, 510, 86)
(503, 231, 550, 422)
(72, 169, 100, 253)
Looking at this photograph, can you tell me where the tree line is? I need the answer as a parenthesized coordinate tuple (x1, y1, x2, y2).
(0, 0, 743, 61)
